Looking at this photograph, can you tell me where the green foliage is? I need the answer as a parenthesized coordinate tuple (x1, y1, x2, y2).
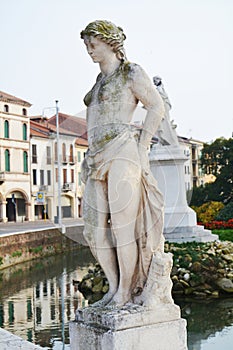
(215, 201, 233, 221)
(192, 201, 224, 223)
(29, 246, 43, 254)
(11, 250, 22, 258)
(190, 181, 229, 207)
(213, 229, 233, 242)
(197, 137, 233, 205)
(201, 137, 233, 176)
(190, 184, 212, 207)
(0, 257, 3, 265)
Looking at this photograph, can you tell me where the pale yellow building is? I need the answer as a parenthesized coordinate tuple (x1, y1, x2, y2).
(0, 91, 31, 222)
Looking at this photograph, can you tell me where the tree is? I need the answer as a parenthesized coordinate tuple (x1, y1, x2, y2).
(216, 201, 233, 221)
(201, 137, 233, 176)
(191, 137, 233, 205)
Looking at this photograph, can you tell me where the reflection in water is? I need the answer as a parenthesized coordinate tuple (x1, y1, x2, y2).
(0, 248, 95, 349)
(178, 298, 233, 350)
(0, 248, 233, 349)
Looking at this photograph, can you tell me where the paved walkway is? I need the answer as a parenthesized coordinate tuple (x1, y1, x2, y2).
(0, 328, 44, 349)
(0, 218, 84, 237)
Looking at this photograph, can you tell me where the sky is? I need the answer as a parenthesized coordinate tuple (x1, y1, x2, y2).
(1, 0, 233, 143)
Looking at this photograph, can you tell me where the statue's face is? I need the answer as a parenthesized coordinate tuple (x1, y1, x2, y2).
(153, 76, 161, 86)
(83, 35, 114, 63)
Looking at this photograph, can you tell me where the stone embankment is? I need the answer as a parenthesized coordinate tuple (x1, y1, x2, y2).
(78, 240, 233, 302)
(0, 225, 84, 270)
(168, 240, 233, 298)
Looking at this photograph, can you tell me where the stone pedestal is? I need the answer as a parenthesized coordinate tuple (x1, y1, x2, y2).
(69, 251, 188, 350)
(150, 145, 218, 242)
(69, 304, 187, 350)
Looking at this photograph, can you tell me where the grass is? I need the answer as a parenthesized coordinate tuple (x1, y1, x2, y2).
(11, 250, 22, 258)
(213, 229, 233, 242)
(29, 246, 43, 254)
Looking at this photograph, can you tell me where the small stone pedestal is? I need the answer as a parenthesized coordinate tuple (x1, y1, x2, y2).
(69, 304, 187, 350)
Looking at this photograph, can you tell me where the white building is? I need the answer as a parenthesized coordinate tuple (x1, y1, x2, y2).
(178, 136, 215, 191)
(75, 137, 88, 217)
(46, 112, 88, 218)
(0, 91, 31, 222)
(178, 136, 194, 192)
(30, 117, 80, 220)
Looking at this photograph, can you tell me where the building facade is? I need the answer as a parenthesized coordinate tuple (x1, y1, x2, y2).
(46, 113, 88, 218)
(178, 136, 215, 191)
(0, 91, 31, 222)
(0, 91, 89, 222)
(30, 117, 87, 220)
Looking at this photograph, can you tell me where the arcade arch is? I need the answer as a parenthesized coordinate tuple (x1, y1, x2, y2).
(5, 189, 30, 222)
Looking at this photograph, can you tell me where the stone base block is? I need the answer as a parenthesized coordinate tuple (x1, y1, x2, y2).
(69, 317, 187, 350)
(164, 225, 219, 243)
(69, 304, 187, 349)
(76, 303, 181, 330)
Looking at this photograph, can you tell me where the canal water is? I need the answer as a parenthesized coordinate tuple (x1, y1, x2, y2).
(0, 248, 233, 349)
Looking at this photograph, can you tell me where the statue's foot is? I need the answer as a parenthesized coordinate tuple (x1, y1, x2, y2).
(90, 291, 115, 308)
(105, 292, 131, 309)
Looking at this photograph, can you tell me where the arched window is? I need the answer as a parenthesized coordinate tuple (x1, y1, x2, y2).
(23, 151, 28, 172)
(62, 143, 66, 162)
(5, 149, 10, 171)
(4, 105, 9, 113)
(54, 142, 58, 161)
(70, 144, 74, 162)
(4, 120, 9, 138)
(77, 151, 81, 162)
(22, 108, 27, 116)
(23, 123, 27, 140)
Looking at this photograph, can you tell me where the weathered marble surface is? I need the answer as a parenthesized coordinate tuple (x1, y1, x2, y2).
(76, 245, 180, 327)
(75, 303, 180, 331)
(70, 315, 187, 350)
(69, 19, 188, 350)
(80, 19, 165, 308)
(71, 246, 187, 349)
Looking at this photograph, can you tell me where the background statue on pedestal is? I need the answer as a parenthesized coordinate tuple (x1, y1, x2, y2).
(153, 75, 179, 146)
(80, 20, 169, 308)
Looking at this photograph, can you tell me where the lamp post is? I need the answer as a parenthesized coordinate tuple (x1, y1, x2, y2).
(55, 100, 62, 228)
(42, 101, 64, 233)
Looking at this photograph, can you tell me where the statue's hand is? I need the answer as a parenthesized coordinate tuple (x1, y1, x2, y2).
(80, 158, 89, 184)
(138, 143, 150, 175)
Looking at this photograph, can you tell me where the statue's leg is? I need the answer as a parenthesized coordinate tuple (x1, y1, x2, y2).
(107, 145, 141, 307)
(83, 178, 118, 306)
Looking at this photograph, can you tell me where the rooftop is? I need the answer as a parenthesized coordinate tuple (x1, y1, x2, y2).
(48, 112, 87, 139)
(0, 91, 31, 107)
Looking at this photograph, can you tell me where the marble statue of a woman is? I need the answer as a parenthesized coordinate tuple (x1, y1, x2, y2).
(80, 20, 165, 308)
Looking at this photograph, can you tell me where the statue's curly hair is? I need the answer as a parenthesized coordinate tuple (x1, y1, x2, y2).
(81, 20, 127, 61)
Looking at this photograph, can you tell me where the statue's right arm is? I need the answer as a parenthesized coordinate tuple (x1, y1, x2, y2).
(130, 64, 165, 149)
